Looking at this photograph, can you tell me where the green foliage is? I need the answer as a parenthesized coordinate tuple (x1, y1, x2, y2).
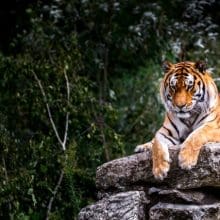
(0, 3, 125, 218)
(1, 0, 220, 219)
(113, 61, 164, 153)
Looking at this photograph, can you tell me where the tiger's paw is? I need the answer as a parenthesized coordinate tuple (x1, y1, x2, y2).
(178, 145, 199, 170)
(153, 159, 170, 180)
(134, 142, 153, 153)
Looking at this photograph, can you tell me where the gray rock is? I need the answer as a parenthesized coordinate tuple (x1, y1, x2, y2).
(77, 191, 149, 220)
(149, 202, 220, 220)
(78, 143, 220, 220)
(96, 143, 220, 191)
(157, 189, 205, 204)
(148, 188, 219, 205)
(96, 148, 153, 191)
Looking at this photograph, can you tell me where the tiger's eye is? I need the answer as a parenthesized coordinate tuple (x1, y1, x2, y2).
(170, 80, 176, 87)
(188, 80, 193, 85)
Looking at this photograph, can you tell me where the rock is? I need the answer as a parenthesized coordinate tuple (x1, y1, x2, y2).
(77, 191, 149, 220)
(148, 188, 219, 205)
(78, 143, 220, 220)
(96, 148, 153, 191)
(149, 202, 220, 220)
(96, 143, 220, 191)
(157, 189, 205, 204)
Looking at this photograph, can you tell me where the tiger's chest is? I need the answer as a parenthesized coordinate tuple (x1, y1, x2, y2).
(175, 114, 200, 143)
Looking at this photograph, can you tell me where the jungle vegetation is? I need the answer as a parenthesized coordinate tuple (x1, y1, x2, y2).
(1, 0, 220, 219)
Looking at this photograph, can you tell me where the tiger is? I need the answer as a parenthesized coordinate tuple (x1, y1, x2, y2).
(135, 61, 220, 180)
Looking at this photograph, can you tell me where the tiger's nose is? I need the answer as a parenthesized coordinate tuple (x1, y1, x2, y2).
(176, 103, 186, 110)
(174, 91, 187, 109)
(173, 98, 187, 109)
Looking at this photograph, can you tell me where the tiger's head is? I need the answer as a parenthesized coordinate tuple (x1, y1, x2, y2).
(160, 61, 218, 119)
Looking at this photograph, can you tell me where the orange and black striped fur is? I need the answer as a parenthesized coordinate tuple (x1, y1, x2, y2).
(135, 61, 220, 180)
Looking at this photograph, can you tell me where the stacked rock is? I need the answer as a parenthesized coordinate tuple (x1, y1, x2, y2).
(78, 143, 220, 220)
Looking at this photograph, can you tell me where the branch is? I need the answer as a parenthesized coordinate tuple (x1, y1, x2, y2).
(46, 170, 64, 220)
(32, 71, 66, 151)
(64, 68, 70, 102)
(2, 156, 12, 212)
(32, 70, 71, 218)
(63, 113, 69, 148)
(63, 69, 70, 148)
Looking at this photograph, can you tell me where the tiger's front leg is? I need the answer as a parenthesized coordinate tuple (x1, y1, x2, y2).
(152, 132, 175, 180)
(179, 122, 220, 170)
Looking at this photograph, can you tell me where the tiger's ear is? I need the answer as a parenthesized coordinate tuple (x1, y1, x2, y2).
(162, 61, 173, 73)
(195, 61, 207, 74)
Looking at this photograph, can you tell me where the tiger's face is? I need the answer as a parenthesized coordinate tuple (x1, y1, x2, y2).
(161, 61, 210, 119)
